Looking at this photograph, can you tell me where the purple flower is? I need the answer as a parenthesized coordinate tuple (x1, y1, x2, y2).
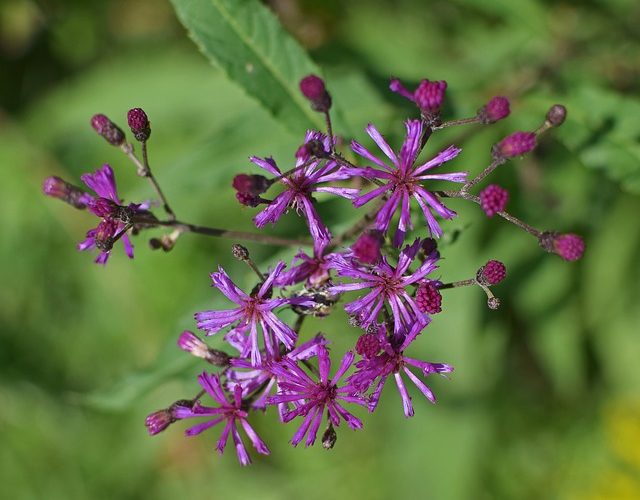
(77, 164, 135, 264)
(329, 239, 438, 336)
(251, 131, 358, 248)
(267, 346, 366, 447)
(346, 120, 467, 245)
(274, 241, 340, 287)
(195, 262, 312, 366)
(173, 372, 270, 466)
(390, 78, 447, 117)
(225, 334, 328, 418)
(349, 325, 453, 417)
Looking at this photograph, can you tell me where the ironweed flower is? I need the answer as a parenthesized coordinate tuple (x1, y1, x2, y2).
(195, 262, 313, 366)
(250, 130, 358, 248)
(330, 239, 439, 336)
(390, 78, 447, 118)
(173, 372, 270, 466)
(346, 120, 467, 245)
(267, 346, 366, 447)
(349, 325, 453, 417)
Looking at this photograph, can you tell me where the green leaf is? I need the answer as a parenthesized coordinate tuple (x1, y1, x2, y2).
(170, 0, 324, 133)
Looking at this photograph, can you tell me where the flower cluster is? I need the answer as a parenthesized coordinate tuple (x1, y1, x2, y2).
(43, 71, 586, 466)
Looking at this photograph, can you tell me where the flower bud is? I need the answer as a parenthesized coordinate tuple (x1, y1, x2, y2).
(42, 176, 91, 209)
(91, 114, 125, 146)
(94, 219, 118, 251)
(477, 260, 506, 286)
(355, 333, 381, 359)
(235, 191, 263, 207)
(414, 79, 447, 115)
(231, 244, 250, 261)
(487, 297, 501, 310)
(546, 104, 567, 127)
(479, 184, 509, 217)
(479, 96, 510, 124)
(299, 74, 332, 113)
(539, 231, 584, 261)
(145, 399, 194, 436)
(415, 281, 442, 314)
(351, 231, 383, 264)
(177, 330, 230, 366)
(127, 107, 151, 142)
(232, 174, 270, 195)
(494, 131, 536, 159)
(322, 422, 337, 450)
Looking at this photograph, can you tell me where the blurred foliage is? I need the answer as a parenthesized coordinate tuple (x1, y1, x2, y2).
(1, 0, 640, 499)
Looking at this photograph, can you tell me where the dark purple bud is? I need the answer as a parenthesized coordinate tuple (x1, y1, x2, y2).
(546, 104, 567, 127)
(299, 74, 332, 113)
(494, 131, 536, 159)
(355, 333, 381, 359)
(235, 191, 262, 207)
(127, 107, 151, 142)
(91, 114, 125, 146)
(479, 184, 509, 217)
(351, 231, 383, 264)
(539, 232, 584, 261)
(89, 197, 119, 218)
(414, 79, 447, 115)
(420, 237, 439, 258)
(94, 219, 118, 251)
(479, 96, 510, 124)
(177, 331, 230, 366)
(232, 174, 270, 195)
(478, 260, 507, 286)
(415, 281, 442, 314)
(145, 409, 173, 436)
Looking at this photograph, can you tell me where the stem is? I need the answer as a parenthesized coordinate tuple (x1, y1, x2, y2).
(433, 116, 481, 130)
(437, 190, 542, 238)
(329, 153, 384, 186)
(462, 158, 504, 193)
(439, 278, 476, 290)
(121, 143, 176, 221)
(324, 110, 334, 150)
(134, 216, 312, 247)
(192, 389, 206, 402)
(293, 314, 306, 334)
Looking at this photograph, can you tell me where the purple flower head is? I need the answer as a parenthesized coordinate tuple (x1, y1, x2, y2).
(479, 96, 510, 124)
(251, 131, 358, 248)
(349, 325, 453, 417)
(478, 260, 506, 286)
(494, 131, 536, 159)
(195, 262, 313, 366)
(225, 334, 328, 416)
(267, 346, 366, 447)
(415, 281, 442, 314)
(329, 239, 438, 337)
(274, 242, 340, 287)
(390, 78, 447, 117)
(76, 164, 137, 264)
(173, 372, 270, 466)
(350, 231, 383, 264)
(479, 184, 509, 217)
(346, 120, 467, 245)
(127, 107, 151, 142)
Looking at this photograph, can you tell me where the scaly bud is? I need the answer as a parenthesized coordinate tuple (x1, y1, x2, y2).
(493, 131, 536, 159)
(127, 107, 151, 142)
(479, 96, 510, 124)
(91, 114, 125, 146)
(299, 74, 332, 113)
(477, 260, 507, 286)
(479, 184, 509, 217)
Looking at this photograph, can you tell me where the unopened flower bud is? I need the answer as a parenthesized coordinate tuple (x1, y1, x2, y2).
(232, 244, 250, 261)
(414, 79, 447, 115)
(479, 184, 509, 217)
(299, 74, 332, 113)
(145, 399, 194, 436)
(127, 107, 151, 142)
(89, 197, 119, 218)
(487, 297, 501, 310)
(42, 176, 91, 209)
(235, 191, 262, 207)
(477, 260, 506, 286)
(546, 104, 567, 127)
(232, 174, 270, 195)
(479, 96, 510, 124)
(351, 231, 383, 264)
(322, 422, 337, 450)
(91, 114, 125, 146)
(355, 333, 381, 359)
(177, 330, 230, 366)
(415, 281, 442, 314)
(539, 231, 584, 261)
(493, 131, 536, 159)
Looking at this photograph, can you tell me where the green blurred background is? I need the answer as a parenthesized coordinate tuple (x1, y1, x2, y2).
(2, 0, 640, 498)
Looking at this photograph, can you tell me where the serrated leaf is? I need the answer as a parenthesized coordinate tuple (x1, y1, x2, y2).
(170, 0, 324, 133)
